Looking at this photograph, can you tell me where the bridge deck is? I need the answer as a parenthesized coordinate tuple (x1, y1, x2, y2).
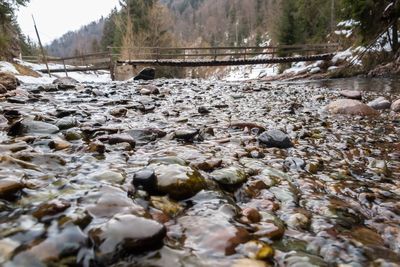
(117, 53, 335, 67)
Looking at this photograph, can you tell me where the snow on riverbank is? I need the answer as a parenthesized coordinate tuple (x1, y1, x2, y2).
(0, 60, 112, 84)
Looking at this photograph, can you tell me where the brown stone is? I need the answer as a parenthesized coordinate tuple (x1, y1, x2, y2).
(0, 72, 18, 91)
(242, 207, 262, 223)
(0, 84, 7, 94)
(0, 179, 24, 199)
(326, 99, 379, 116)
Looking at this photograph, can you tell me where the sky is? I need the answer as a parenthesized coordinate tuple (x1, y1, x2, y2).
(17, 0, 120, 45)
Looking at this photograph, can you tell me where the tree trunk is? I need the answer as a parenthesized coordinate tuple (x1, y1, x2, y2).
(392, 21, 399, 53)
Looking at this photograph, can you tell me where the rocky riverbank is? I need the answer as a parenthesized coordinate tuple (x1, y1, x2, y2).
(0, 75, 400, 266)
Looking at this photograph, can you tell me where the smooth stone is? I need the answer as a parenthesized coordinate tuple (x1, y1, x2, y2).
(20, 225, 87, 263)
(63, 130, 82, 141)
(189, 159, 222, 172)
(98, 133, 136, 148)
(90, 171, 125, 184)
(150, 163, 207, 200)
(53, 77, 78, 89)
(89, 214, 166, 261)
(55, 117, 78, 130)
(211, 166, 248, 186)
(198, 106, 210, 114)
(139, 85, 160, 95)
(0, 72, 18, 91)
(178, 215, 250, 257)
(174, 129, 199, 141)
(238, 241, 274, 260)
(8, 119, 59, 136)
(109, 107, 127, 117)
(367, 97, 391, 110)
(134, 68, 155, 80)
(149, 156, 187, 166)
(242, 208, 262, 223)
(258, 130, 293, 149)
(326, 99, 379, 116)
(126, 128, 166, 145)
(0, 179, 24, 199)
(132, 168, 158, 194)
(84, 186, 144, 219)
(392, 99, 400, 112)
(339, 90, 362, 100)
(32, 199, 71, 220)
(48, 139, 71, 150)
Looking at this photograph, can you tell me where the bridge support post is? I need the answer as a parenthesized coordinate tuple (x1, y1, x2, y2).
(62, 59, 69, 77)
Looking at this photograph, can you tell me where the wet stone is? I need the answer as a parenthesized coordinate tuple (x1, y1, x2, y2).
(89, 170, 125, 184)
(99, 133, 136, 148)
(8, 119, 59, 136)
(174, 128, 199, 142)
(32, 199, 71, 220)
(132, 168, 158, 194)
(198, 106, 210, 114)
(89, 214, 166, 262)
(211, 166, 248, 186)
(55, 117, 78, 130)
(127, 128, 166, 145)
(258, 129, 293, 149)
(0, 179, 24, 199)
(14, 225, 88, 264)
(284, 157, 306, 170)
(151, 163, 207, 200)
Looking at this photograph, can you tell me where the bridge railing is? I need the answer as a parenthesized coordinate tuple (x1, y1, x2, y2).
(109, 43, 339, 62)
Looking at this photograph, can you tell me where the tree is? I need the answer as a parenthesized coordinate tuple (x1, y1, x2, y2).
(341, 0, 400, 52)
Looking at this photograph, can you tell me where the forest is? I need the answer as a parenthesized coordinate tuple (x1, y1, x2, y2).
(43, 0, 400, 59)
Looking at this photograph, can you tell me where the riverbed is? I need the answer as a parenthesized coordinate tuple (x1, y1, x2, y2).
(0, 78, 399, 266)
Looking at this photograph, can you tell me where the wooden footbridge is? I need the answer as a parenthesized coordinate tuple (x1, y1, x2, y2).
(22, 43, 339, 79)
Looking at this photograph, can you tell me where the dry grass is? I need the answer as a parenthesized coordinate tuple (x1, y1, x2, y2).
(12, 63, 41, 78)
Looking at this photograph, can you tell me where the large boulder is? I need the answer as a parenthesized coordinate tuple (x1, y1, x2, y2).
(0, 72, 18, 91)
(326, 99, 379, 116)
(134, 68, 155, 81)
(391, 99, 400, 112)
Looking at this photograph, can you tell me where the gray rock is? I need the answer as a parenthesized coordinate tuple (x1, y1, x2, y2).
(258, 130, 293, 149)
(368, 97, 391, 110)
(53, 77, 78, 89)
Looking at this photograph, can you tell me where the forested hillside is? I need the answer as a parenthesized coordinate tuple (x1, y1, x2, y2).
(45, 0, 400, 59)
(0, 0, 35, 59)
(46, 18, 106, 57)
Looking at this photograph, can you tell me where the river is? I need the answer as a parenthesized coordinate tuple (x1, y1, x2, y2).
(0, 77, 399, 266)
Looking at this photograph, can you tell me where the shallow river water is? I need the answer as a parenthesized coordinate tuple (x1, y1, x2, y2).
(0, 77, 399, 267)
